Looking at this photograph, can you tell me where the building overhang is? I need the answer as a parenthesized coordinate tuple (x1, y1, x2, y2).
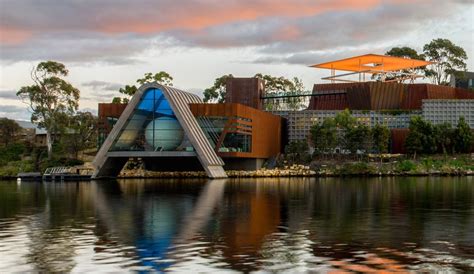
(310, 54, 434, 83)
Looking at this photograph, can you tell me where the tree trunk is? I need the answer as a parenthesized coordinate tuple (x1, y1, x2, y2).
(46, 131, 53, 159)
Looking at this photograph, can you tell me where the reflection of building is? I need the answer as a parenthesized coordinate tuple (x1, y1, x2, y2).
(93, 83, 282, 179)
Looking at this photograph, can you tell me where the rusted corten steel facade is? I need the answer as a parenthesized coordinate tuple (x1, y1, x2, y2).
(390, 128, 409, 154)
(308, 82, 474, 110)
(307, 83, 354, 110)
(401, 84, 457, 109)
(189, 103, 282, 159)
(98, 103, 128, 134)
(225, 78, 265, 110)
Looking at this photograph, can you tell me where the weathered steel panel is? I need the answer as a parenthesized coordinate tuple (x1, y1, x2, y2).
(98, 103, 128, 134)
(225, 78, 264, 110)
(190, 103, 282, 159)
(346, 83, 371, 109)
(368, 82, 405, 110)
(308, 83, 356, 110)
(401, 84, 427, 109)
(391, 128, 409, 154)
(455, 88, 474, 99)
(426, 84, 456, 99)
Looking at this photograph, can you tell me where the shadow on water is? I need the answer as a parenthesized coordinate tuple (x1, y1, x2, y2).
(0, 177, 473, 272)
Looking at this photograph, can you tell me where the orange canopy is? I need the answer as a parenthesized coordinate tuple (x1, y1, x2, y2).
(310, 54, 433, 73)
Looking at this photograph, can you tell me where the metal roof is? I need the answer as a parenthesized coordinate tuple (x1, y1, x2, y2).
(310, 54, 433, 73)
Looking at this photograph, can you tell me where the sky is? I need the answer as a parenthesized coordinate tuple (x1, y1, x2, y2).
(0, 0, 473, 120)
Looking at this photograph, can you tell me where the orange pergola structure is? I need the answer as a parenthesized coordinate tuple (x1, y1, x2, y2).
(310, 54, 433, 83)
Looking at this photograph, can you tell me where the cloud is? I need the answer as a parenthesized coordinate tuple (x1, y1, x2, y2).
(82, 80, 123, 91)
(0, 0, 471, 65)
(0, 90, 18, 100)
(0, 104, 30, 120)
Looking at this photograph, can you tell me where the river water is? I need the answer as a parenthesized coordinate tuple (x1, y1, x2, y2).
(0, 177, 473, 272)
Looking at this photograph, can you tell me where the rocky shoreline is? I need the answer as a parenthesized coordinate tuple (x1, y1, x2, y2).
(117, 164, 473, 179)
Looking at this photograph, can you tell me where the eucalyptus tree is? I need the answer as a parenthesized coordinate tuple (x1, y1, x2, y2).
(17, 61, 80, 158)
(423, 38, 467, 85)
(116, 71, 174, 101)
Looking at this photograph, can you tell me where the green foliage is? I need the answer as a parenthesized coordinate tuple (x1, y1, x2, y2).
(118, 85, 138, 96)
(0, 118, 22, 146)
(16, 61, 80, 158)
(284, 140, 310, 164)
(372, 123, 390, 154)
(0, 143, 26, 165)
(423, 38, 468, 85)
(203, 73, 307, 108)
(203, 74, 233, 103)
(375, 47, 426, 82)
(136, 71, 173, 86)
(405, 116, 472, 156)
(346, 123, 372, 155)
(0, 160, 34, 177)
(397, 160, 417, 172)
(334, 109, 356, 130)
(60, 112, 97, 158)
(310, 118, 337, 155)
(311, 110, 373, 156)
(453, 117, 473, 153)
(119, 71, 173, 97)
(285, 140, 309, 154)
(337, 162, 376, 176)
(256, 74, 308, 111)
(405, 116, 437, 156)
(434, 122, 454, 154)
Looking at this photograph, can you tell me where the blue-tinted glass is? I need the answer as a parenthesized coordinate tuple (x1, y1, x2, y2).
(110, 88, 184, 151)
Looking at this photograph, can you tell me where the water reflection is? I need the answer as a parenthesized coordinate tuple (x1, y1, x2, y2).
(0, 177, 473, 272)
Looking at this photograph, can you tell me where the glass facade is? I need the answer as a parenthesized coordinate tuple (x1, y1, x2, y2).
(110, 88, 188, 152)
(197, 116, 252, 153)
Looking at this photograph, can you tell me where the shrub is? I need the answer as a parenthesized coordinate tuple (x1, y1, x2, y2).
(0, 160, 34, 177)
(397, 160, 417, 172)
(337, 162, 376, 175)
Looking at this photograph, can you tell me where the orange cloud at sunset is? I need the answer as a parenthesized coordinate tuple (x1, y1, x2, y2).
(99, 0, 381, 34)
(0, 26, 31, 45)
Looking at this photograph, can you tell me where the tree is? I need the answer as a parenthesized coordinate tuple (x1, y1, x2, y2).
(0, 118, 22, 146)
(423, 38, 468, 85)
(203, 74, 233, 103)
(112, 97, 128, 104)
(405, 116, 437, 158)
(137, 71, 173, 86)
(346, 123, 371, 156)
(118, 85, 138, 97)
(453, 117, 473, 153)
(61, 112, 97, 159)
(434, 122, 454, 154)
(334, 109, 357, 130)
(17, 61, 80, 158)
(285, 140, 309, 163)
(119, 71, 173, 97)
(405, 130, 423, 159)
(372, 123, 390, 154)
(310, 118, 337, 156)
(375, 47, 427, 82)
(255, 74, 307, 111)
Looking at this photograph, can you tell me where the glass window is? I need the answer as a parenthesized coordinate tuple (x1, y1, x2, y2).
(110, 88, 184, 152)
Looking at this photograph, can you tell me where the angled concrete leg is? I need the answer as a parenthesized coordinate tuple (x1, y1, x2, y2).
(93, 157, 128, 178)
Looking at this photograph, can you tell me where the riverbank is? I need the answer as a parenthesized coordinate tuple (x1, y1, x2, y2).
(116, 154, 473, 178)
(1, 155, 473, 180)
